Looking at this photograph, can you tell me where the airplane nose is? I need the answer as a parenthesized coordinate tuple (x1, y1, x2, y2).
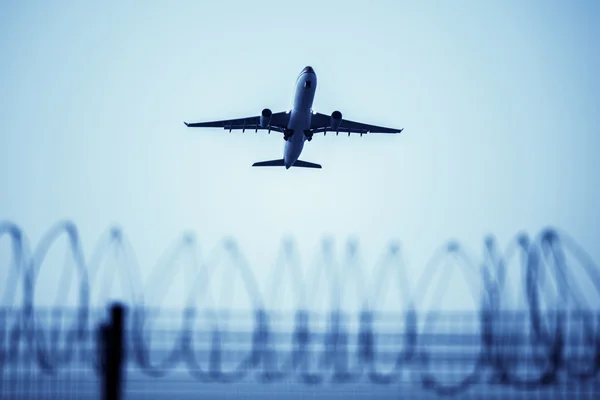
(303, 66, 314, 74)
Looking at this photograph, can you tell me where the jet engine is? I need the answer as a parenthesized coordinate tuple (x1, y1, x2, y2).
(330, 111, 342, 130)
(260, 108, 272, 128)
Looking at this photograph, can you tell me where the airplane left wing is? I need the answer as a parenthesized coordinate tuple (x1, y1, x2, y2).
(184, 111, 290, 133)
(310, 112, 403, 135)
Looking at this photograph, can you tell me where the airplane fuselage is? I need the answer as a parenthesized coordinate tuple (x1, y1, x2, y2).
(284, 67, 317, 169)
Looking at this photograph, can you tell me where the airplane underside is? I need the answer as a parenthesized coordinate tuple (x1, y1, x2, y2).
(183, 65, 403, 170)
(259, 125, 318, 169)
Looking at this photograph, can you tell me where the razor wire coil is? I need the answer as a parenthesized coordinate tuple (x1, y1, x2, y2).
(0, 221, 599, 397)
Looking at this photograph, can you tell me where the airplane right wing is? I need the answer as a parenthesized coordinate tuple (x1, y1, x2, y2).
(310, 112, 403, 135)
(184, 110, 290, 133)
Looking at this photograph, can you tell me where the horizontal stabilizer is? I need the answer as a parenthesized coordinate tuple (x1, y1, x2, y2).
(251, 159, 322, 169)
(252, 159, 285, 167)
(293, 160, 322, 169)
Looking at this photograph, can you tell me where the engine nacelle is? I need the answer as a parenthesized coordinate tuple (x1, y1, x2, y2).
(330, 111, 342, 130)
(260, 108, 272, 128)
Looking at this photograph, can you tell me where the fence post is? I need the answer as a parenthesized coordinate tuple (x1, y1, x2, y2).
(100, 303, 126, 400)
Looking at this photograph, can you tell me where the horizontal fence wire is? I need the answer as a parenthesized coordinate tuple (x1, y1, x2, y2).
(1, 221, 599, 399)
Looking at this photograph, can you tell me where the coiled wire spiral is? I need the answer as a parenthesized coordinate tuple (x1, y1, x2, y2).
(0, 221, 598, 397)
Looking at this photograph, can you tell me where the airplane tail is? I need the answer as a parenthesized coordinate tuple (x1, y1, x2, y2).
(293, 160, 322, 169)
(252, 159, 322, 169)
(252, 159, 285, 167)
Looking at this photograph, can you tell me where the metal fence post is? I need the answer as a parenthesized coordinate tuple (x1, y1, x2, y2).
(100, 303, 125, 400)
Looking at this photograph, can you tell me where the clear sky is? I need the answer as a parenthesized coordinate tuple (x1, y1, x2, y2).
(1, 0, 599, 313)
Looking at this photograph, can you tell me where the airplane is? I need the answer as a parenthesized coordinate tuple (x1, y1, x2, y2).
(184, 66, 403, 169)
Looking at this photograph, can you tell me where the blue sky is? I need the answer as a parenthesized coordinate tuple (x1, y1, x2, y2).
(1, 1, 599, 312)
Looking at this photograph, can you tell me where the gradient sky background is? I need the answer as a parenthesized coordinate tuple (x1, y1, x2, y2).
(1, 0, 599, 313)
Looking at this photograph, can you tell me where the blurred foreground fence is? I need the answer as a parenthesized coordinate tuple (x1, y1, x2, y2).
(1, 221, 599, 398)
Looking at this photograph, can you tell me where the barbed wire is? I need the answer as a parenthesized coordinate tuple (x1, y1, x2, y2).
(0, 221, 599, 397)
